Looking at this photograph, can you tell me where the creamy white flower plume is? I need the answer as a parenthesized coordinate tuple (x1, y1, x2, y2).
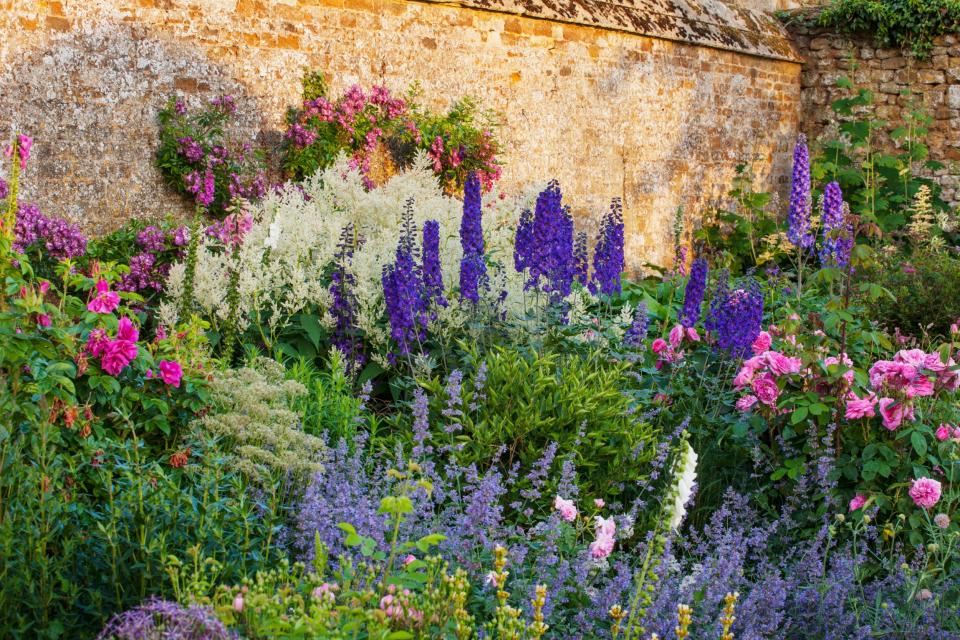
(669, 441, 698, 530)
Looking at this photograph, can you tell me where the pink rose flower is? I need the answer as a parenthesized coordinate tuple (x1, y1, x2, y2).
(764, 351, 801, 376)
(595, 515, 616, 538)
(848, 494, 867, 512)
(685, 327, 700, 342)
(894, 349, 926, 368)
(669, 324, 684, 349)
(86, 328, 109, 357)
(905, 376, 934, 399)
(751, 331, 772, 355)
(116, 316, 139, 343)
(87, 279, 120, 314)
(935, 424, 953, 441)
(594, 498, 605, 508)
(158, 360, 183, 388)
(736, 395, 758, 412)
(878, 398, 913, 430)
(100, 339, 138, 376)
(589, 534, 615, 559)
(844, 393, 876, 420)
(752, 375, 779, 407)
(554, 496, 578, 522)
(232, 593, 244, 613)
(908, 477, 942, 509)
(651, 338, 668, 354)
(823, 354, 855, 384)
(37, 313, 51, 328)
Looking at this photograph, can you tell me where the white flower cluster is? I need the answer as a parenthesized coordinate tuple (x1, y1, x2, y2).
(161, 153, 545, 359)
(669, 440, 698, 531)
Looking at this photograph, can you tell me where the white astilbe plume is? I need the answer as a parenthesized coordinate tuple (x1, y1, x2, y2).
(668, 440, 698, 530)
(164, 152, 542, 354)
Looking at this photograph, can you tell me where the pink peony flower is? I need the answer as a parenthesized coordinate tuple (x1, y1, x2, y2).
(669, 324, 684, 349)
(752, 375, 779, 407)
(878, 398, 913, 430)
(87, 279, 120, 314)
(908, 477, 942, 509)
(736, 395, 758, 412)
(844, 393, 877, 420)
(554, 496, 578, 522)
(651, 338, 668, 354)
(936, 424, 952, 441)
(158, 360, 183, 388)
(849, 494, 867, 512)
(751, 331, 772, 355)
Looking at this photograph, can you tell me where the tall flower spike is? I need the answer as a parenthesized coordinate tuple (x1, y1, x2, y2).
(330, 223, 364, 371)
(590, 197, 625, 296)
(819, 181, 852, 268)
(574, 231, 589, 286)
(712, 277, 764, 357)
(514, 207, 534, 273)
(422, 219, 447, 309)
(680, 258, 708, 328)
(459, 172, 487, 303)
(528, 180, 575, 301)
(624, 301, 649, 349)
(787, 134, 813, 249)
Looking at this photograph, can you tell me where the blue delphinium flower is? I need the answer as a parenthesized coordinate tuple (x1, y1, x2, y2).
(422, 219, 447, 309)
(514, 207, 534, 273)
(680, 258, 708, 328)
(528, 180, 575, 301)
(704, 268, 729, 334)
(574, 231, 589, 286)
(383, 202, 425, 356)
(330, 223, 363, 370)
(712, 277, 764, 357)
(819, 181, 852, 268)
(787, 134, 814, 249)
(590, 197, 625, 297)
(459, 172, 487, 303)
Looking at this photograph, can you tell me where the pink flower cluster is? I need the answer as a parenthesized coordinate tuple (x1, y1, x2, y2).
(651, 324, 700, 369)
(4, 134, 32, 169)
(589, 515, 616, 559)
(86, 317, 139, 376)
(87, 279, 120, 314)
(733, 349, 802, 411)
(211, 211, 253, 248)
(936, 423, 960, 442)
(554, 495, 578, 522)
(379, 584, 423, 624)
(908, 477, 941, 509)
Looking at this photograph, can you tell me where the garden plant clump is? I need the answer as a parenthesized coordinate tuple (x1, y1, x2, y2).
(0, 69, 959, 640)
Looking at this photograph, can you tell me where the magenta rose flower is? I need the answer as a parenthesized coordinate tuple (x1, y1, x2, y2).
(735, 395, 758, 412)
(87, 279, 120, 314)
(908, 477, 942, 509)
(878, 397, 913, 430)
(158, 360, 184, 388)
(751, 331, 772, 355)
(848, 494, 867, 512)
(752, 374, 779, 407)
(844, 393, 877, 420)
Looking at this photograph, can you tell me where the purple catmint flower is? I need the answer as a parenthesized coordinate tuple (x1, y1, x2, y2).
(573, 232, 588, 286)
(819, 182, 853, 269)
(0, 177, 8, 201)
(422, 220, 447, 309)
(680, 258, 708, 328)
(514, 207, 534, 273)
(624, 301, 649, 349)
(589, 198, 625, 296)
(459, 172, 487, 303)
(14, 203, 87, 259)
(711, 277, 764, 357)
(331, 223, 363, 369)
(788, 134, 813, 249)
(96, 598, 230, 640)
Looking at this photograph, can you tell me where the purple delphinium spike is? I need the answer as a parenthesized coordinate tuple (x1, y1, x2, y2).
(787, 134, 814, 249)
(589, 197, 625, 296)
(383, 205, 425, 357)
(528, 180, 575, 301)
(422, 219, 447, 309)
(680, 258, 708, 328)
(712, 278, 764, 357)
(574, 231, 589, 286)
(514, 207, 534, 273)
(331, 223, 364, 370)
(819, 181, 852, 269)
(459, 172, 487, 303)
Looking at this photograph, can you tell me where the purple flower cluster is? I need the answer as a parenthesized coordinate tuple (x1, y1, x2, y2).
(13, 202, 87, 259)
(96, 598, 230, 640)
(0, 177, 8, 201)
(514, 208, 534, 273)
(680, 258, 708, 328)
(459, 173, 487, 303)
(119, 225, 188, 294)
(589, 198, 625, 296)
(330, 223, 364, 369)
(624, 301, 650, 349)
(383, 201, 427, 357)
(573, 231, 589, 286)
(710, 277, 764, 357)
(184, 168, 215, 207)
(520, 181, 575, 302)
(819, 181, 853, 268)
(422, 219, 447, 309)
(787, 134, 814, 249)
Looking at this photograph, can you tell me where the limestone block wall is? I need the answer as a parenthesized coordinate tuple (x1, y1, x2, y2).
(790, 25, 960, 207)
(1, 0, 802, 268)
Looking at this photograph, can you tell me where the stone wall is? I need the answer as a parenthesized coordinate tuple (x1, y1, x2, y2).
(1, 0, 802, 268)
(789, 25, 960, 207)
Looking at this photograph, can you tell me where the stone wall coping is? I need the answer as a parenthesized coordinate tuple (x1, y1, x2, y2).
(418, 0, 802, 62)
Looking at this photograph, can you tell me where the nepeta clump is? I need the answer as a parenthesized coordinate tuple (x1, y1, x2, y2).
(156, 95, 267, 216)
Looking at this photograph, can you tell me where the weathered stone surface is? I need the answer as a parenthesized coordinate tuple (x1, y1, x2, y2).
(789, 26, 960, 207)
(0, 0, 802, 269)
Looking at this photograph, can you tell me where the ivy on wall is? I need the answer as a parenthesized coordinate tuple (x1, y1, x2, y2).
(782, 0, 960, 58)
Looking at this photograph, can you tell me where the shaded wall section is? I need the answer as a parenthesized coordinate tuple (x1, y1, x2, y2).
(1, 0, 801, 269)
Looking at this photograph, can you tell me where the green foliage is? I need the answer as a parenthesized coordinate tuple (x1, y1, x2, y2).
(861, 249, 960, 338)
(813, 0, 960, 58)
(284, 351, 373, 442)
(419, 346, 657, 515)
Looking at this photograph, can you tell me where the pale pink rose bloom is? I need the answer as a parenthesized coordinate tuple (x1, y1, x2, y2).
(844, 393, 876, 420)
(589, 534, 615, 559)
(935, 424, 952, 441)
(554, 496, 578, 522)
(232, 593, 244, 613)
(651, 338, 668, 354)
(908, 477, 942, 509)
(736, 395, 758, 412)
(595, 515, 616, 538)
(951, 323, 959, 335)
(669, 324, 684, 349)
(403, 554, 417, 566)
(877, 398, 912, 430)
(848, 494, 867, 511)
(752, 375, 779, 407)
(594, 498, 605, 508)
(733, 365, 755, 389)
(764, 351, 801, 376)
(751, 331, 772, 355)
